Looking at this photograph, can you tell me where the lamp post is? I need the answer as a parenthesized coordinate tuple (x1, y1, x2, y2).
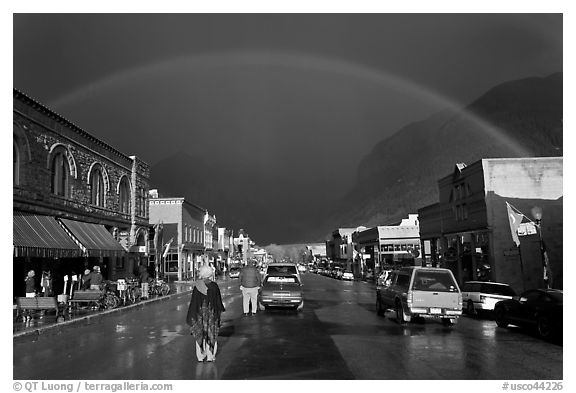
(531, 206, 550, 289)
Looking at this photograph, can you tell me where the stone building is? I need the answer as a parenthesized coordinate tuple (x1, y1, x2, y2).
(418, 157, 562, 293)
(13, 89, 150, 297)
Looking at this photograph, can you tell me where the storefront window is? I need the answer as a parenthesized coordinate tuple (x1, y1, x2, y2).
(475, 233, 491, 281)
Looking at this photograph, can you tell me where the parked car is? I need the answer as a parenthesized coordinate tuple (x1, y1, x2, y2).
(258, 274, 303, 311)
(461, 281, 516, 316)
(332, 267, 343, 279)
(376, 267, 462, 325)
(228, 266, 240, 279)
(342, 270, 354, 281)
(494, 288, 563, 341)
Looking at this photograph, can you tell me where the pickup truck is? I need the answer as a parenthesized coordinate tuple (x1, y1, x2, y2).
(376, 266, 462, 326)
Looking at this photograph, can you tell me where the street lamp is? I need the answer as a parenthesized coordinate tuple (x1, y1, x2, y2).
(531, 206, 550, 289)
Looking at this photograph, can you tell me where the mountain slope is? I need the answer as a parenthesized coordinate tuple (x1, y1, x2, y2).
(319, 73, 563, 235)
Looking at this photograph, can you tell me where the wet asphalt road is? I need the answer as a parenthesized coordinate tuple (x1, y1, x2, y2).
(13, 274, 562, 380)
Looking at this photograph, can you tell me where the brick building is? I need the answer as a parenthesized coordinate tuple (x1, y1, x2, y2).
(13, 89, 150, 297)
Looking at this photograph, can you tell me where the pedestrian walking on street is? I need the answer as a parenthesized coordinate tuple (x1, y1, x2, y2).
(186, 265, 226, 362)
(239, 259, 261, 316)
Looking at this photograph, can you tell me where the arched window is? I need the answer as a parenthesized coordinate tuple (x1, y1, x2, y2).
(90, 165, 105, 207)
(51, 152, 69, 197)
(119, 177, 130, 214)
(13, 139, 20, 186)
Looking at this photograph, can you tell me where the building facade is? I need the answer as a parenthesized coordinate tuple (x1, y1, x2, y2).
(148, 195, 206, 281)
(217, 227, 234, 271)
(233, 229, 251, 263)
(13, 89, 150, 297)
(352, 215, 420, 278)
(325, 228, 357, 270)
(418, 158, 563, 293)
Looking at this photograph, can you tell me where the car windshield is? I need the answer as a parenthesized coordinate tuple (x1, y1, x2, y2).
(412, 270, 458, 292)
(265, 275, 299, 284)
(481, 283, 516, 296)
(267, 266, 297, 275)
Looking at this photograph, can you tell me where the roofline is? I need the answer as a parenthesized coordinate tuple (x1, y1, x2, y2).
(14, 88, 139, 163)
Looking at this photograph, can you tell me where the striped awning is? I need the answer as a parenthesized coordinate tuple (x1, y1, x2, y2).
(13, 214, 83, 258)
(59, 218, 126, 257)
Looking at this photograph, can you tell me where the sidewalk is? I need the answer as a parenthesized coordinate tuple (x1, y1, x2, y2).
(13, 280, 197, 339)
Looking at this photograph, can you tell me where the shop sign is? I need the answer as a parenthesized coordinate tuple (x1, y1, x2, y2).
(129, 245, 147, 253)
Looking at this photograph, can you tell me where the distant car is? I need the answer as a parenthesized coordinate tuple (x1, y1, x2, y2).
(461, 281, 516, 316)
(298, 264, 307, 273)
(331, 267, 343, 279)
(229, 267, 240, 278)
(494, 288, 563, 341)
(258, 274, 303, 311)
(342, 270, 354, 281)
(376, 267, 462, 325)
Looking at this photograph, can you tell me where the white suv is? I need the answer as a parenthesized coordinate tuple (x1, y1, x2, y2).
(461, 281, 516, 316)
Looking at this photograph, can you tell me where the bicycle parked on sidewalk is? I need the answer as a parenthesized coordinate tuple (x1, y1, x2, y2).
(100, 281, 121, 309)
(116, 278, 142, 306)
(148, 277, 170, 297)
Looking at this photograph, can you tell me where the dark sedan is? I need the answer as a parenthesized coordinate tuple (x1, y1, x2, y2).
(258, 274, 303, 311)
(494, 288, 563, 341)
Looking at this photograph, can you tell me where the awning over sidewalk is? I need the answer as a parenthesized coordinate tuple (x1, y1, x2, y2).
(59, 218, 126, 257)
(13, 214, 83, 258)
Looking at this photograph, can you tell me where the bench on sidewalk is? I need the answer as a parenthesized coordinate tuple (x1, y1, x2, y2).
(68, 290, 105, 310)
(15, 296, 64, 322)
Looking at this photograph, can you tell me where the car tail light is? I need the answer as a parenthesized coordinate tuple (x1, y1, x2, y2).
(407, 292, 413, 306)
(480, 295, 486, 302)
(458, 292, 463, 307)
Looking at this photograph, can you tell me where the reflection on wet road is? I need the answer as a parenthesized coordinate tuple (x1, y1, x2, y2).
(13, 274, 562, 379)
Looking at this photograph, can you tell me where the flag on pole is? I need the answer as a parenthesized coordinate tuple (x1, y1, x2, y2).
(163, 237, 174, 259)
(506, 202, 524, 247)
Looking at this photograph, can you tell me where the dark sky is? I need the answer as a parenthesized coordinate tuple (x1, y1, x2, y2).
(12, 13, 563, 244)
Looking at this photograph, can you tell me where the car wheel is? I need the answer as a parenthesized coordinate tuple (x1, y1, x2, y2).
(376, 297, 384, 316)
(466, 300, 476, 316)
(395, 301, 406, 324)
(537, 315, 552, 339)
(494, 306, 508, 328)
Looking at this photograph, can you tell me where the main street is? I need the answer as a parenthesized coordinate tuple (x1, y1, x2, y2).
(13, 273, 562, 380)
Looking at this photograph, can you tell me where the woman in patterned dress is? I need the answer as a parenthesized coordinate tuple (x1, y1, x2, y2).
(186, 265, 226, 362)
